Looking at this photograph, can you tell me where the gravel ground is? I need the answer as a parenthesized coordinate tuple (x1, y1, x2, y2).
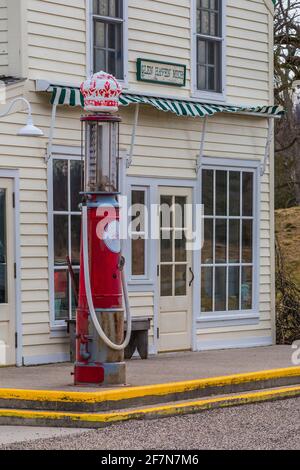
(1, 398, 300, 450)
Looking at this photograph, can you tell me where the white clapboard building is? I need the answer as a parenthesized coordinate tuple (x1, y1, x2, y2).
(0, 0, 281, 366)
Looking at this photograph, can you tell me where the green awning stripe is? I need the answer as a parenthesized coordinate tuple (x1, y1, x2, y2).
(50, 87, 284, 118)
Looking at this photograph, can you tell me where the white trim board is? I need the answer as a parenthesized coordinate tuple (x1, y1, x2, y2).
(23, 352, 70, 366)
(196, 336, 273, 351)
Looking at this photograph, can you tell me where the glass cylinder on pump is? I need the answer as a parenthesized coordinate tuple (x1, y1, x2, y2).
(83, 115, 121, 194)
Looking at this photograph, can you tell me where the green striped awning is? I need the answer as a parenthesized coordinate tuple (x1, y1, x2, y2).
(50, 87, 284, 118)
(119, 94, 284, 118)
(51, 86, 84, 107)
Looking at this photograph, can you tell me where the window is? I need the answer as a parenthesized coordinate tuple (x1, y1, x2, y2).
(194, 0, 223, 95)
(130, 188, 148, 278)
(201, 168, 255, 314)
(92, 0, 125, 80)
(50, 156, 83, 323)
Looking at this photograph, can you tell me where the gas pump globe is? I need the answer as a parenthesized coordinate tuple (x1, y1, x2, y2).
(74, 72, 132, 386)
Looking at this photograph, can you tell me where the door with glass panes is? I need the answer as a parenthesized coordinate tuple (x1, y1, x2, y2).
(0, 178, 15, 365)
(158, 187, 193, 352)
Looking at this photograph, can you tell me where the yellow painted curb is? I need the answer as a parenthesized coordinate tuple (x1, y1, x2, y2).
(0, 385, 300, 426)
(0, 366, 299, 405)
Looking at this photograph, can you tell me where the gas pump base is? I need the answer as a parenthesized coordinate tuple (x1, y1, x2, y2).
(102, 362, 126, 385)
(74, 363, 104, 386)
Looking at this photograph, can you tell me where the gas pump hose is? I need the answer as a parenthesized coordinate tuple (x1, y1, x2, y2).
(82, 205, 132, 351)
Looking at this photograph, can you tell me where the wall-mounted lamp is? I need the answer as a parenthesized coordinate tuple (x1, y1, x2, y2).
(0, 97, 44, 137)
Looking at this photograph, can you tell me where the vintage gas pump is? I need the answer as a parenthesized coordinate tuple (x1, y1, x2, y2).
(74, 72, 131, 386)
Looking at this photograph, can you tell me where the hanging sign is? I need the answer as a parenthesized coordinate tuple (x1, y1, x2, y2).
(137, 59, 186, 87)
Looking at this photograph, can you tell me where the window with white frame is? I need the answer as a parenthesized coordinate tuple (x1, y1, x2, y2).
(195, 0, 223, 94)
(92, 0, 125, 80)
(50, 156, 83, 322)
(130, 187, 149, 279)
(201, 168, 256, 313)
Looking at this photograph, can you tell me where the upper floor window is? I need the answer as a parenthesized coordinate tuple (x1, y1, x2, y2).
(93, 0, 124, 80)
(195, 0, 223, 94)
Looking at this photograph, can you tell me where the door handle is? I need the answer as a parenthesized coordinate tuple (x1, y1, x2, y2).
(189, 267, 195, 287)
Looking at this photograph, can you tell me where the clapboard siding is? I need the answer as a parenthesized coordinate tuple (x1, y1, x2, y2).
(27, 0, 86, 83)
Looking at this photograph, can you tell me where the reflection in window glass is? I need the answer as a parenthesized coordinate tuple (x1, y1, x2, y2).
(229, 172, 240, 216)
(54, 215, 68, 266)
(160, 195, 173, 228)
(202, 169, 214, 215)
(161, 231, 173, 263)
(175, 265, 186, 296)
(228, 266, 240, 311)
(71, 216, 81, 265)
(71, 161, 83, 212)
(161, 265, 173, 297)
(201, 267, 213, 312)
(175, 196, 186, 229)
(215, 219, 227, 263)
(215, 266, 226, 311)
(175, 231, 186, 262)
(229, 220, 240, 263)
(132, 237, 145, 276)
(131, 190, 147, 277)
(243, 173, 253, 217)
(54, 270, 69, 321)
(53, 160, 68, 211)
(242, 220, 253, 263)
(202, 218, 213, 264)
(216, 171, 227, 216)
(242, 267, 253, 310)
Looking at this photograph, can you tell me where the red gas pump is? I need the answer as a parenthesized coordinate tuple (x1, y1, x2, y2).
(74, 72, 131, 386)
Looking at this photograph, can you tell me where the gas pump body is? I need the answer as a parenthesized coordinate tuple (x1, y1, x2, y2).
(74, 104, 126, 385)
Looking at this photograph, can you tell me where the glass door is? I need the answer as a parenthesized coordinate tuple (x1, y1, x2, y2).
(158, 187, 193, 352)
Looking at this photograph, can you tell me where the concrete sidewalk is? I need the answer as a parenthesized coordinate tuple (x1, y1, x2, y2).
(0, 345, 295, 392)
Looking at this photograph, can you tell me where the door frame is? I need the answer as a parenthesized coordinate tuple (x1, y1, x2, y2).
(125, 176, 200, 355)
(157, 185, 194, 353)
(0, 169, 22, 366)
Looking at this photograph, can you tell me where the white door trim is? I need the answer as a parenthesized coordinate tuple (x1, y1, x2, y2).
(0, 169, 22, 366)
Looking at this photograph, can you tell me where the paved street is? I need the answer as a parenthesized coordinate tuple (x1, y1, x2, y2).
(1, 398, 299, 450)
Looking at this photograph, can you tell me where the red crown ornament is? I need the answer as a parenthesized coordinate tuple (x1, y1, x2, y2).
(80, 71, 122, 113)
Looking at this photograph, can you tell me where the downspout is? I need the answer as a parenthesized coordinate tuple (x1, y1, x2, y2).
(45, 103, 57, 163)
(260, 118, 274, 177)
(196, 116, 208, 175)
(127, 104, 140, 168)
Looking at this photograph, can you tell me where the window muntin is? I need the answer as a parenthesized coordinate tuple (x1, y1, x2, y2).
(201, 168, 255, 313)
(52, 158, 83, 322)
(93, 0, 124, 79)
(196, 0, 222, 93)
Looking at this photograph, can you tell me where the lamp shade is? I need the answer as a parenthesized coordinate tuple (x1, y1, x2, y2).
(17, 123, 44, 137)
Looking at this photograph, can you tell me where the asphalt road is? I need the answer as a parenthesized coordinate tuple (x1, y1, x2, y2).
(1, 398, 300, 450)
